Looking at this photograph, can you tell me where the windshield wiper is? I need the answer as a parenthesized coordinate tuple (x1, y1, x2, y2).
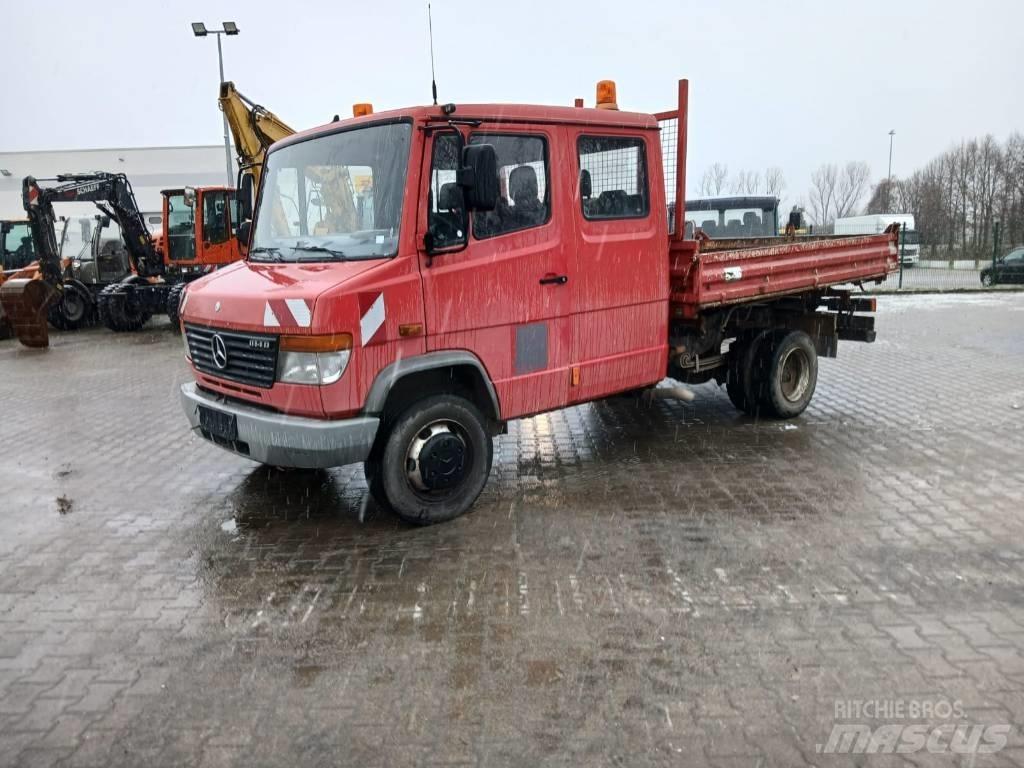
(292, 244, 348, 261)
(248, 246, 284, 262)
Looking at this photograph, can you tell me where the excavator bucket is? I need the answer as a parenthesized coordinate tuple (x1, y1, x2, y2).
(0, 278, 56, 348)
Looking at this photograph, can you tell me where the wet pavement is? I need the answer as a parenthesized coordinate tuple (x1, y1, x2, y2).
(2, 293, 1024, 767)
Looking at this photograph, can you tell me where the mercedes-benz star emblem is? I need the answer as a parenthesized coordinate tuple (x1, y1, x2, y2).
(211, 334, 229, 369)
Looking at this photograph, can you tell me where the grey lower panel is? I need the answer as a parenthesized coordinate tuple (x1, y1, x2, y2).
(515, 322, 548, 375)
(180, 382, 379, 469)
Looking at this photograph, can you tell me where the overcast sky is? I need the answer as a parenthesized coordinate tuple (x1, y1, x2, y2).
(4, 0, 1022, 205)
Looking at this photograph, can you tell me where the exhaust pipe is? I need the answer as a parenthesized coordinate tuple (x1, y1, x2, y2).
(642, 385, 696, 403)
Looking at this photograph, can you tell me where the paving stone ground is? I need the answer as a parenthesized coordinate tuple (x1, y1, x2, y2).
(1, 292, 1024, 767)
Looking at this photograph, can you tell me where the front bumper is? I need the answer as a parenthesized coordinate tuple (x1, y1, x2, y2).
(180, 382, 379, 469)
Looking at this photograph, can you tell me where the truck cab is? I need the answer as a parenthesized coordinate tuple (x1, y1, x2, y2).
(180, 95, 669, 524)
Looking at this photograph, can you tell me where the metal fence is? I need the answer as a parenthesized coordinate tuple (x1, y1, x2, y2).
(871, 234, 1021, 292)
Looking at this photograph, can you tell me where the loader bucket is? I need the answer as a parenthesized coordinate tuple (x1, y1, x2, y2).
(0, 278, 56, 348)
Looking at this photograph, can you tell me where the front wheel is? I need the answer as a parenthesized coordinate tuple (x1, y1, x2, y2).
(166, 282, 186, 330)
(377, 395, 493, 525)
(48, 284, 92, 330)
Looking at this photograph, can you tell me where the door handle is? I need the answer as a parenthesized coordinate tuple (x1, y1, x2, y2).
(539, 274, 568, 286)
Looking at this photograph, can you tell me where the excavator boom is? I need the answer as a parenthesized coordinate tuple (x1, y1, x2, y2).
(219, 81, 295, 194)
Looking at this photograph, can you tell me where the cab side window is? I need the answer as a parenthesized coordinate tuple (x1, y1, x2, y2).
(577, 136, 649, 220)
(202, 191, 230, 244)
(226, 190, 238, 238)
(469, 134, 549, 239)
(427, 132, 466, 249)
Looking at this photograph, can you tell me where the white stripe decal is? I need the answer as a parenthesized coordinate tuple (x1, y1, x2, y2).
(360, 293, 385, 347)
(263, 302, 280, 327)
(285, 298, 312, 328)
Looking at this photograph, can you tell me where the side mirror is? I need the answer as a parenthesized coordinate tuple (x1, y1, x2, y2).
(183, 187, 197, 208)
(237, 172, 254, 221)
(237, 220, 252, 249)
(457, 144, 498, 211)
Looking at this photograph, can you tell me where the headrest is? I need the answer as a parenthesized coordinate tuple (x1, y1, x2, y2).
(438, 182, 462, 211)
(579, 169, 592, 198)
(509, 166, 538, 205)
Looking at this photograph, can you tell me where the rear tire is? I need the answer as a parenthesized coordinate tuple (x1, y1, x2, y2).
(726, 330, 772, 416)
(378, 395, 493, 525)
(981, 272, 994, 287)
(98, 281, 151, 332)
(754, 330, 818, 419)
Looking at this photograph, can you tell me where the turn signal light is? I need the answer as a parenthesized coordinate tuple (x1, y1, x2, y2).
(352, 103, 373, 117)
(596, 80, 618, 110)
(279, 333, 352, 353)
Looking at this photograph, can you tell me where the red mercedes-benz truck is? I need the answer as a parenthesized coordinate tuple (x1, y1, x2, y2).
(179, 79, 897, 524)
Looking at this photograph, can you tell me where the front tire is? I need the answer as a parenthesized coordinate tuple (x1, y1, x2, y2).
(48, 284, 92, 330)
(377, 395, 493, 525)
(166, 282, 186, 331)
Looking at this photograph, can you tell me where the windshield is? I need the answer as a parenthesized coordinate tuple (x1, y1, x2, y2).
(166, 192, 196, 261)
(251, 121, 412, 262)
(2, 222, 35, 270)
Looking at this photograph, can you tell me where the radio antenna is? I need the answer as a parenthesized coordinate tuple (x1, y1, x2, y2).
(428, 3, 438, 105)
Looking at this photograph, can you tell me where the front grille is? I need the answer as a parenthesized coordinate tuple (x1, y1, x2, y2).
(185, 323, 278, 389)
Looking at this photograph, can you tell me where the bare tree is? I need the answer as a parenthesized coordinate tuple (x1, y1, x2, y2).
(764, 167, 786, 197)
(808, 164, 838, 226)
(834, 161, 871, 219)
(745, 170, 762, 195)
(699, 163, 729, 196)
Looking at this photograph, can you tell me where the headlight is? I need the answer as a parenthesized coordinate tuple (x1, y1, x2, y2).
(277, 333, 352, 385)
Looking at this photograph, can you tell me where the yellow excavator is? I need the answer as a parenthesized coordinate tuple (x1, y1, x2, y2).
(218, 81, 295, 213)
(219, 81, 359, 239)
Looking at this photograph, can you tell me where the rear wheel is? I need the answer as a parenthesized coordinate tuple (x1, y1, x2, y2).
(981, 272, 995, 287)
(754, 330, 818, 419)
(98, 281, 151, 332)
(726, 330, 772, 416)
(377, 395, 493, 525)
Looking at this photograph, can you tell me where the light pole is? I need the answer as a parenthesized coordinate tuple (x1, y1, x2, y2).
(192, 22, 239, 187)
(886, 129, 896, 212)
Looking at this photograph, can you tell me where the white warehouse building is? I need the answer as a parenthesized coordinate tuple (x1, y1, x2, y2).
(0, 145, 235, 225)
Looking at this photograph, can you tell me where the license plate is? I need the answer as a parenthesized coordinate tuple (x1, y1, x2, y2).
(198, 406, 238, 442)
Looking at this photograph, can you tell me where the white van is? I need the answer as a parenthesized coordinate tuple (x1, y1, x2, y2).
(833, 214, 920, 265)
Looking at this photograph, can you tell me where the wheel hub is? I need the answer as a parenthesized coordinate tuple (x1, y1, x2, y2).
(779, 348, 810, 403)
(407, 423, 468, 492)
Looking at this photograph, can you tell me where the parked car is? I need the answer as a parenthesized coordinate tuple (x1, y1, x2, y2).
(981, 247, 1024, 286)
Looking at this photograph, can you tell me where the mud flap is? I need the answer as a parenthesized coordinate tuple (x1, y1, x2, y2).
(0, 278, 57, 348)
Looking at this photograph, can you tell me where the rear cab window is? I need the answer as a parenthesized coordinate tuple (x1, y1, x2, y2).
(577, 135, 649, 220)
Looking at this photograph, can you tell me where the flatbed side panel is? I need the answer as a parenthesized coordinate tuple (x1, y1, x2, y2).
(669, 233, 897, 316)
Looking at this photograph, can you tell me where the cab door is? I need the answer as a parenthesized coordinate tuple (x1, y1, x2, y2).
(196, 189, 238, 266)
(418, 126, 573, 419)
(567, 130, 668, 403)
